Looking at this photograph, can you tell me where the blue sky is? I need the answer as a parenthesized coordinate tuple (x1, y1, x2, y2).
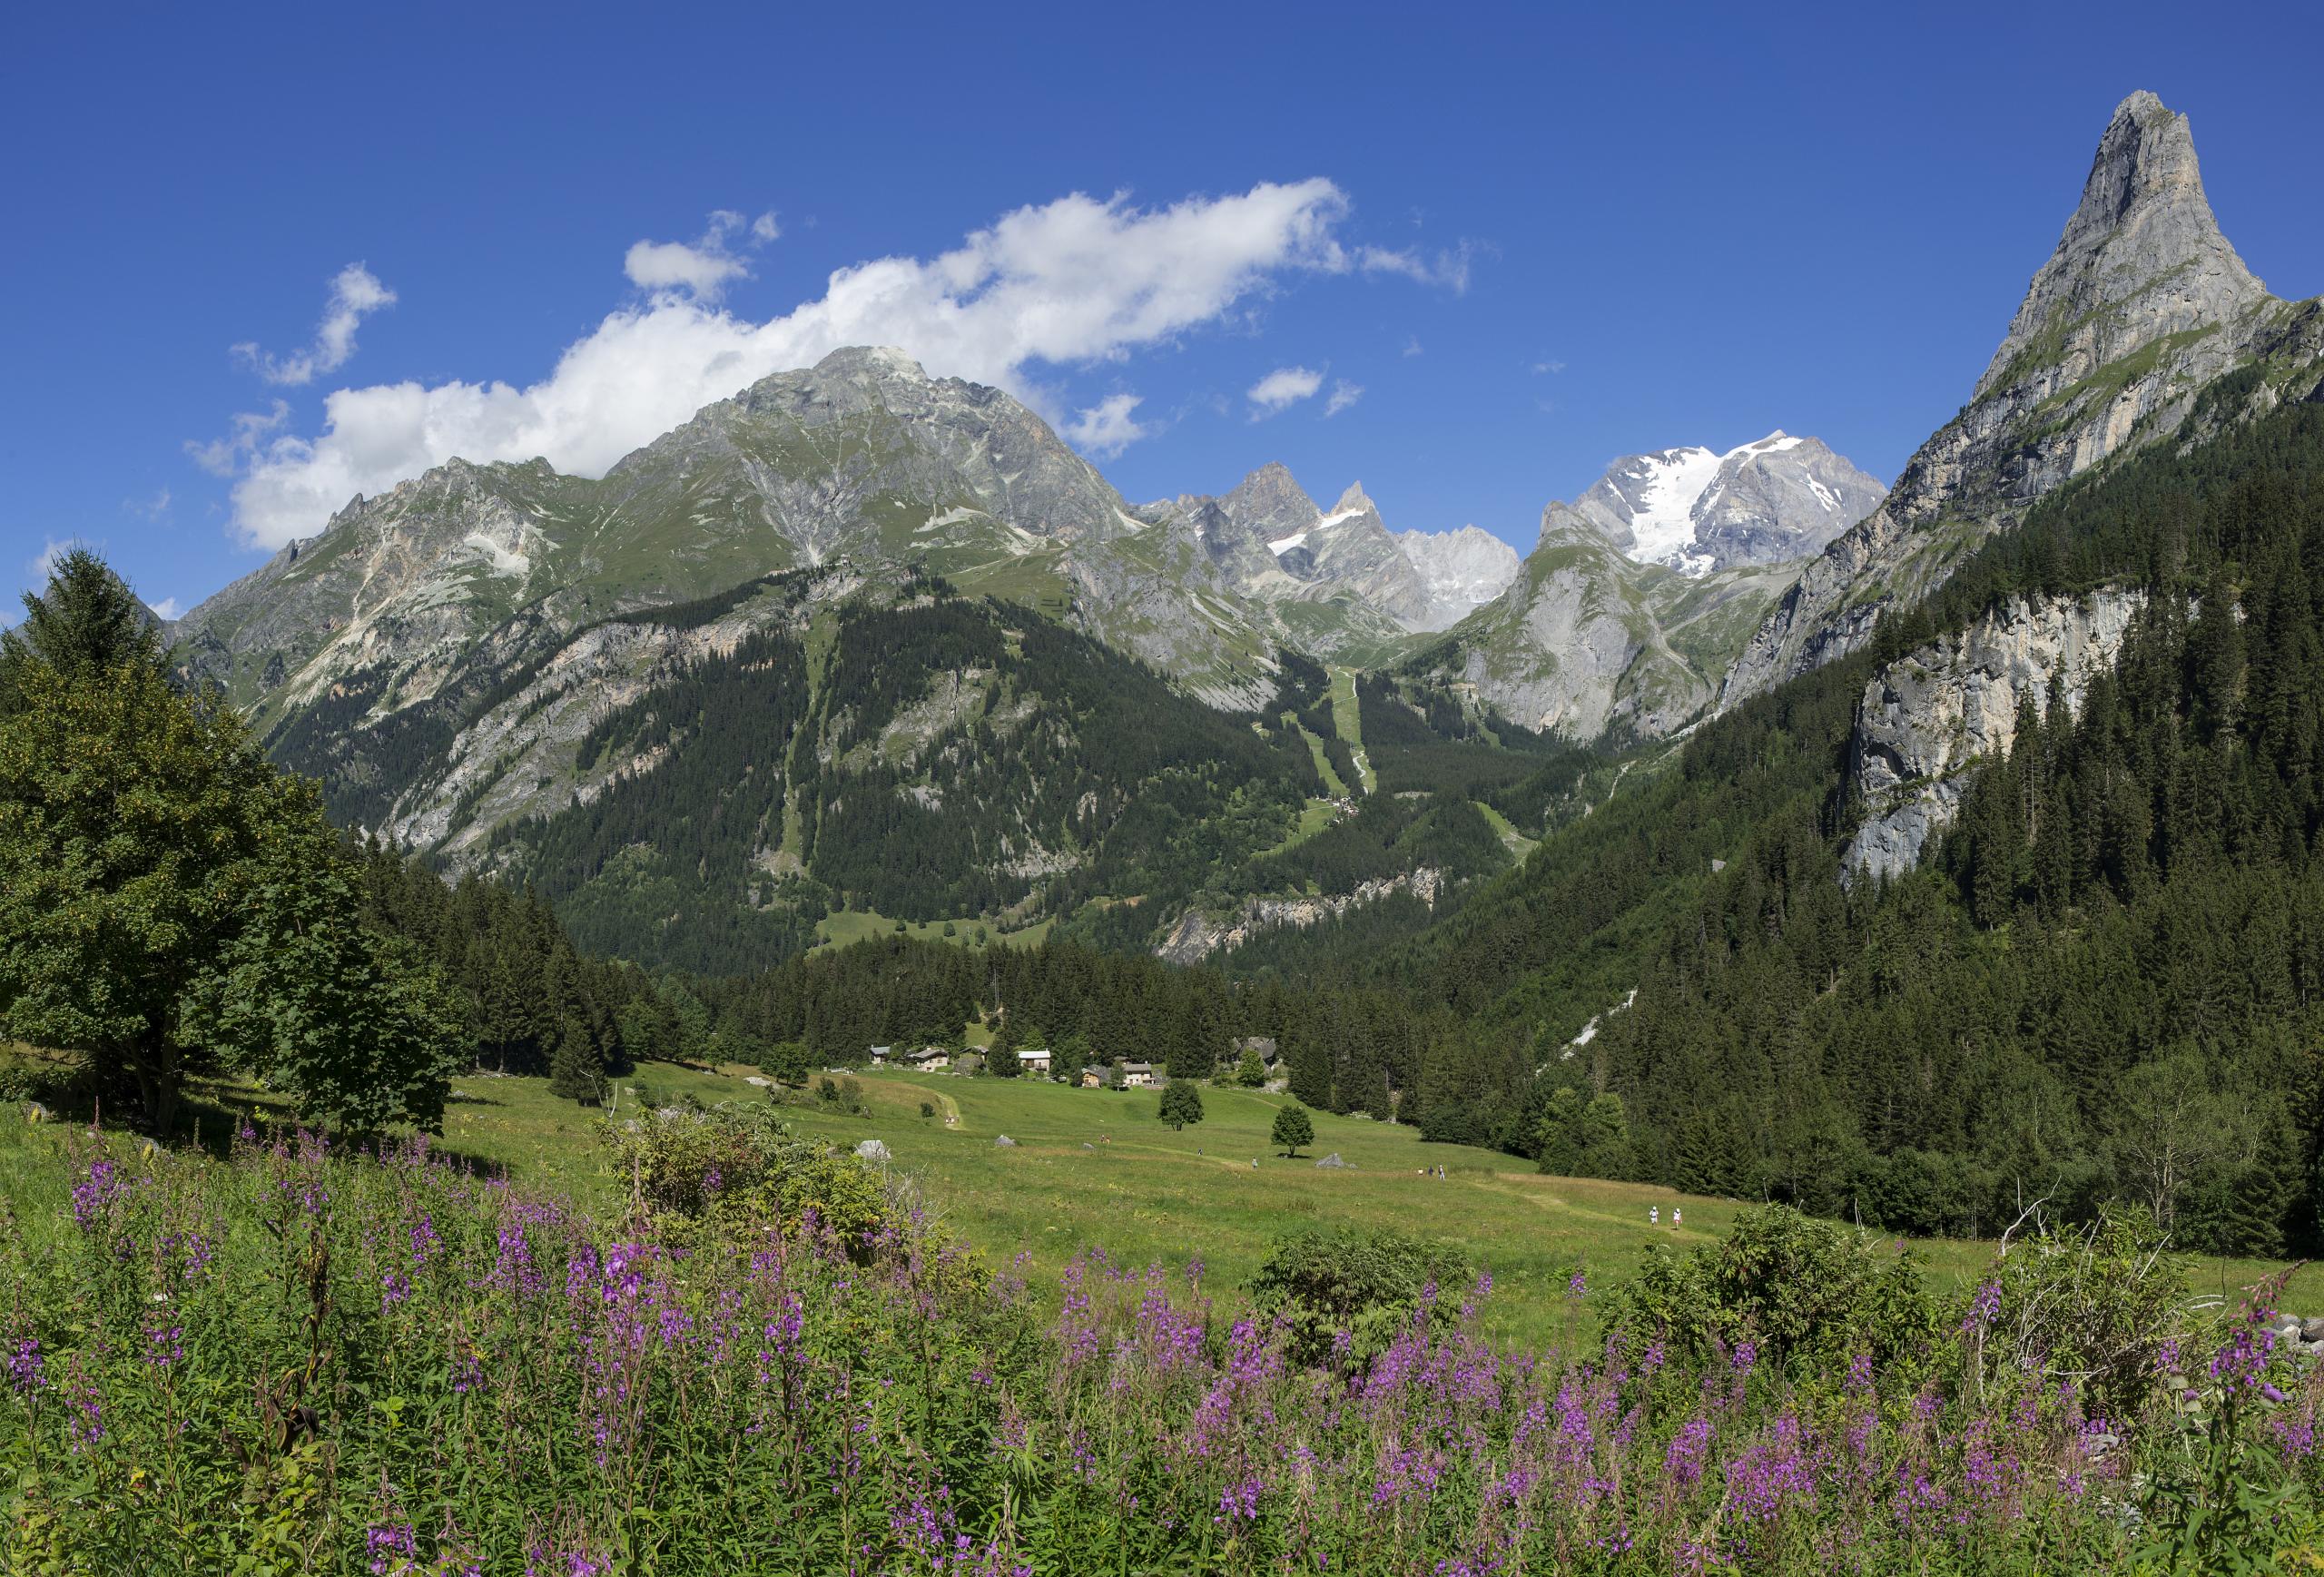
(5, 1, 2319, 617)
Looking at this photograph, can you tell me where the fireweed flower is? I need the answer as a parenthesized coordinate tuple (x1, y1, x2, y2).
(142, 1318, 184, 1369)
(365, 1523, 419, 1575)
(5, 1336, 42, 1394)
(1665, 1414, 1713, 1487)
(1960, 1280, 2003, 1336)
(70, 1158, 130, 1231)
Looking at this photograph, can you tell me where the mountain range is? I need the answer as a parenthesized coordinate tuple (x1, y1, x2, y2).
(167, 89, 2320, 971)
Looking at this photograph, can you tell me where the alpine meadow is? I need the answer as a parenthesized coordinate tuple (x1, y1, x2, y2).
(8, 14, 2324, 1572)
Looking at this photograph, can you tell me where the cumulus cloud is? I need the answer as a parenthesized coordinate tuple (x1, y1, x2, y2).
(148, 596, 182, 621)
(1063, 393, 1152, 458)
(1402, 335, 1424, 358)
(1531, 358, 1566, 375)
(217, 180, 1368, 547)
(623, 209, 780, 301)
(1246, 365, 1324, 418)
(1324, 379, 1364, 418)
(233, 265, 397, 387)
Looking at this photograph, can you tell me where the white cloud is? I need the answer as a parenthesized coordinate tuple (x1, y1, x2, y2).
(186, 401, 290, 478)
(149, 596, 182, 621)
(124, 487, 172, 521)
(218, 179, 1370, 548)
(1531, 358, 1566, 375)
(1356, 240, 1477, 294)
(1062, 393, 1152, 458)
(1246, 365, 1324, 418)
(622, 209, 781, 301)
(1402, 335, 1423, 358)
(1324, 379, 1364, 418)
(233, 265, 397, 387)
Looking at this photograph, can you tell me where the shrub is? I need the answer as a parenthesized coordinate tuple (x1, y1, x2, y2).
(601, 1104, 896, 1254)
(1249, 1227, 1473, 1364)
(1604, 1203, 1938, 1373)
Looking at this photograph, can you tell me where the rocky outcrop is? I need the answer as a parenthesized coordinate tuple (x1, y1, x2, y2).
(1572, 433, 1885, 576)
(1841, 590, 2146, 881)
(1156, 868, 1445, 963)
(1723, 92, 2299, 711)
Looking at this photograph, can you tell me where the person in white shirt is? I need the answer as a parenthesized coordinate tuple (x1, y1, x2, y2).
(1649, 1206, 1659, 1227)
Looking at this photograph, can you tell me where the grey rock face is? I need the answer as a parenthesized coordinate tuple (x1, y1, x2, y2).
(1572, 434, 1885, 576)
(1404, 493, 1804, 743)
(1394, 526, 1521, 630)
(1841, 590, 2147, 881)
(1723, 91, 2302, 710)
(1155, 868, 1445, 964)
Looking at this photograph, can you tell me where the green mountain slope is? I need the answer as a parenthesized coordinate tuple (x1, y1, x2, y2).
(1344, 364, 2324, 1257)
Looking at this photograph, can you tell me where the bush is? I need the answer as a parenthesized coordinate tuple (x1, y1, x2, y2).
(1249, 1227, 1473, 1365)
(1972, 1205, 2191, 1418)
(1604, 1204, 1938, 1373)
(601, 1104, 896, 1255)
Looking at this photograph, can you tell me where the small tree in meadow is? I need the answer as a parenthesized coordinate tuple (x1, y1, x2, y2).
(758, 1040, 812, 1088)
(1235, 1049, 1268, 1088)
(1272, 1103, 1314, 1158)
(1158, 1079, 1205, 1130)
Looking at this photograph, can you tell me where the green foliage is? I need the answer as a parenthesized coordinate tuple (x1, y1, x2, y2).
(1534, 1087, 1633, 1179)
(1157, 1079, 1204, 1130)
(1271, 1104, 1315, 1157)
(0, 547, 162, 715)
(1234, 1049, 1267, 1087)
(602, 1103, 900, 1249)
(1248, 1226, 1473, 1364)
(0, 638, 456, 1133)
(1603, 1205, 1939, 1373)
(757, 1040, 812, 1087)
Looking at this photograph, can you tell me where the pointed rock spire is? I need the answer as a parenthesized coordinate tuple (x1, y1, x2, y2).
(1976, 91, 2267, 401)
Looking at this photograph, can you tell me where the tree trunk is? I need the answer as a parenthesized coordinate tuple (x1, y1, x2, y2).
(126, 1040, 181, 1135)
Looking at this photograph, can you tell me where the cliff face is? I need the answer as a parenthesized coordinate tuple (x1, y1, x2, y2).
(1841, 590, 2148, 882)
(1722, 91, 2295, 710)
(1155, 868, 1446, 964)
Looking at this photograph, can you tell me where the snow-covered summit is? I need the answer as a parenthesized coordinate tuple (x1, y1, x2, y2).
(1571, 432, 1886, 576)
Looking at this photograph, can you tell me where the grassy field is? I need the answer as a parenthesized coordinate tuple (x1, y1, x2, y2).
(220, 1060, 2323, 1350)
(812, 907, 1053, 953)
(1327, 665, 1374, 793)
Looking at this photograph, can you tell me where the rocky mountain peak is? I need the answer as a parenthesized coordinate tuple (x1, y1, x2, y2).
(1975, 90, 2266, 403)
(1219, 462, 1322, 534)
(1718, 90, 2311, 713)
(810, 344, 933, 383)
(1393, 524, 1521, 632)
(1331, 481, 1377, 516)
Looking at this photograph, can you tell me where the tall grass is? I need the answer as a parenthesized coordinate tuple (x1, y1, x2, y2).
(1, 1115, 2317, 1573)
